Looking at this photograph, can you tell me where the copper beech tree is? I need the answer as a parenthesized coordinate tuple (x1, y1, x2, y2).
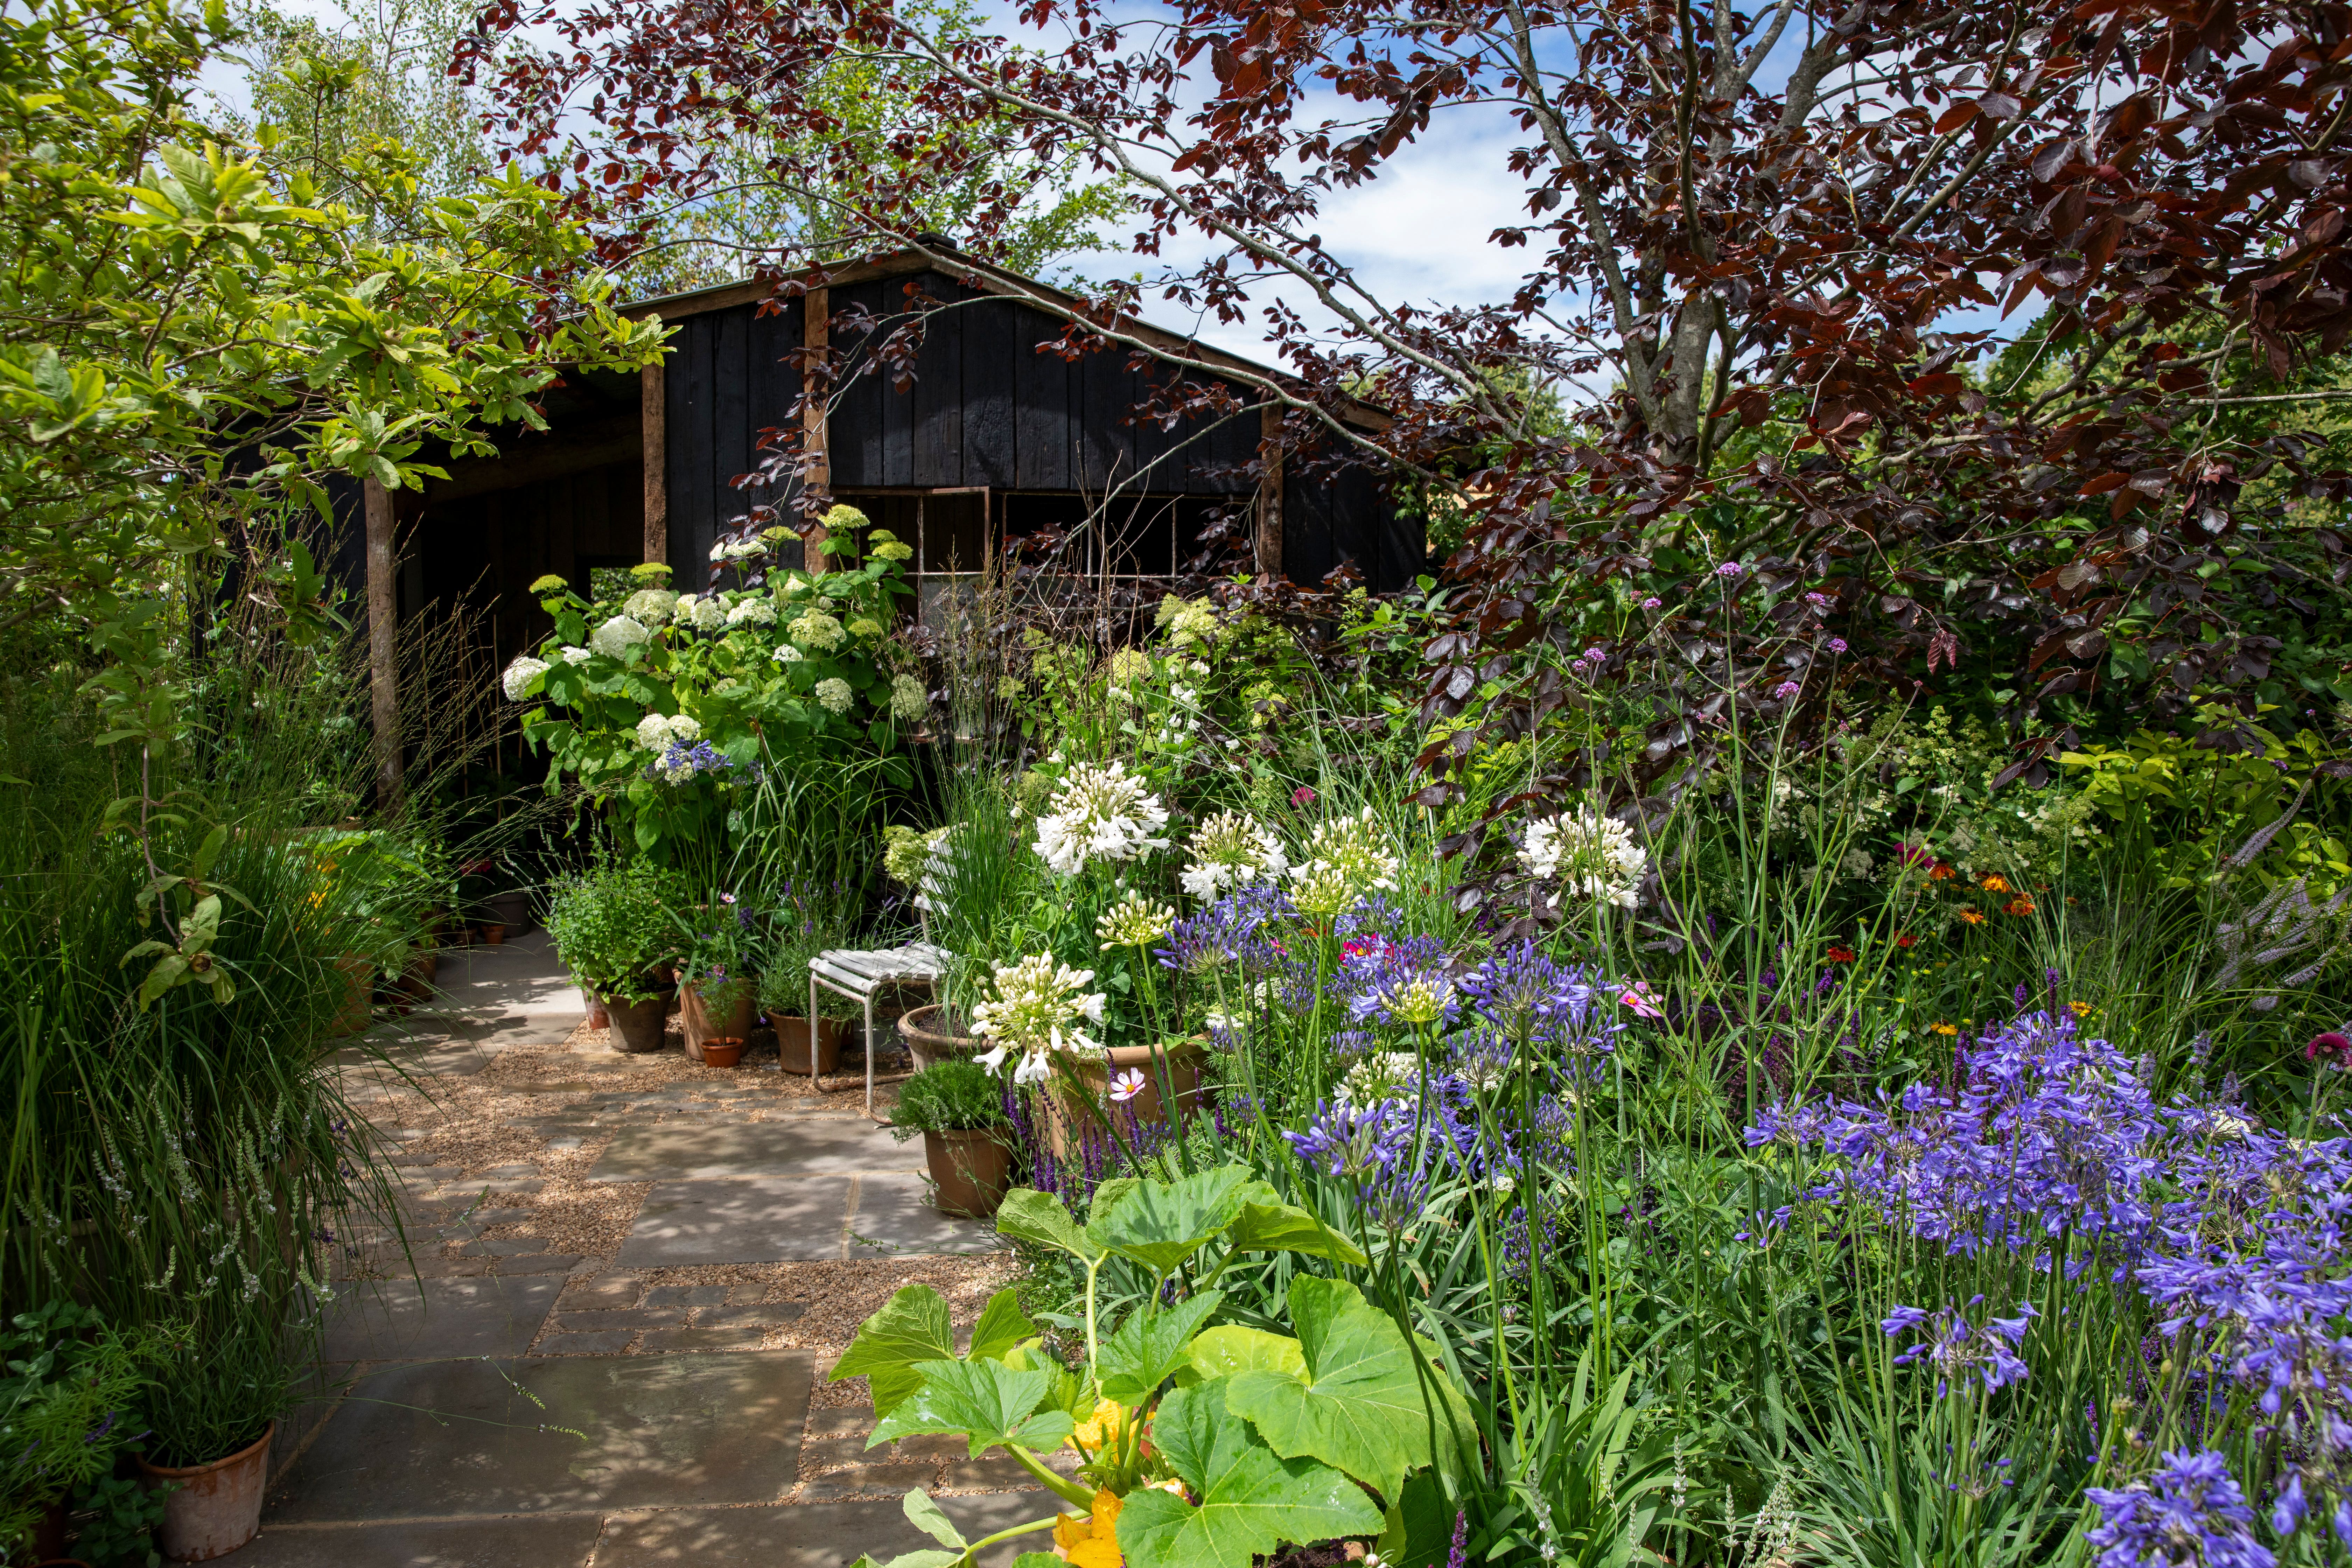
(465, 0, 2352, 876)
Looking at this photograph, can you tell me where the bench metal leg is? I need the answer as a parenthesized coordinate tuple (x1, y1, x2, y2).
(810, 970, 822, 1092)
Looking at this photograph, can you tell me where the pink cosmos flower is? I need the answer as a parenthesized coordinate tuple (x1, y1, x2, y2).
(1109, 1068, 1148, 1102)
(1619, 981, 1665, 1020)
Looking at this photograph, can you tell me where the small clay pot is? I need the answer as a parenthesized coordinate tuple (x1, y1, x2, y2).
(602, 989, 673, 1054)
(700, 1036, 745, 1069)
(580, 987, 610, 1030)
(768, 1014, 844, 1076)
(480, 922, 507, 946)
(897, 1004, 978, 1072)
(137, 1421, 273, 1562)
(679, 980, 757, 1064)
(924, 1128, 1015, 1217)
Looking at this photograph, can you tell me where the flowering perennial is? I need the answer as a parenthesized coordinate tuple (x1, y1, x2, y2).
(1290, 808, 1399, 919)
(1032, 761, 1171, 876)
(500, 656, 547, 701)
(1519, 804, 1646, 910)
(971, 954, 1107, 1085)
(1180, 810, 1289, 899)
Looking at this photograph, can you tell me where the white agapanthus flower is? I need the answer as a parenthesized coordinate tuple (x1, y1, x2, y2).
(1181, 810, 1289, 899)
(814, 678, 854, 714)
(790, 609, 845, 651)
(1336, 1050, 1421, 1108)
(1519, 803, 1647, 910)
(971, 954, 1107, 1084)
(623, 588, 677, 625)
(1289, 808, 1400, 919)
(771, 644, 804, 664)
(589, 614, 650, 658)
(1032, 760, 1171, 877)
(558, 645, 593, 664)
(500, 656, 548, 701)
(727, 597, 776, 627)
(1096, 892, 1176, 951)
(889, 673, 926, 721)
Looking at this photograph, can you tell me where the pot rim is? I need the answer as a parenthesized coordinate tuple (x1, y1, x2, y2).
(134, 1421, 275, 1479)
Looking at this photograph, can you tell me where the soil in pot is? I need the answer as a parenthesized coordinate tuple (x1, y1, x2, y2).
(136, 1422, 273, 1562)
(768, 1014, 845, 1076)
(898, 1004, 979, 1072)
(679, 981, 757, 1064)
(700, 1036, 746, 1069)
(1045, 1040, 1205, 1158)
(924, 1128, 1015, 1217)
(602, 989, 674, 1054)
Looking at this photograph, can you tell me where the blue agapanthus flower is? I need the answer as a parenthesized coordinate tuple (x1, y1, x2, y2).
(2086, 1449, 2277, 1568)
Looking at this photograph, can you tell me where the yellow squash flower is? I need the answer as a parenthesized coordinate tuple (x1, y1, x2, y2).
(1069, 1397, 1129, 1456)
(1055, 1489, 1125, 1568)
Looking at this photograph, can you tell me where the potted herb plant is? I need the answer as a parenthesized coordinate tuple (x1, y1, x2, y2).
(888, 1059, 1015, 1217)
(135, 1293, 294, 1564)
(0, 1303, 170, 1567)
(545, 862, 686, 1053)
(673, 896, 758, 1064)
(751, 877, 866, 1076)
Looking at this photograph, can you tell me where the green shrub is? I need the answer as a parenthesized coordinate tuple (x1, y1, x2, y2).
(545, 861, 687, 999)
(888, 1059, 1007, 1135)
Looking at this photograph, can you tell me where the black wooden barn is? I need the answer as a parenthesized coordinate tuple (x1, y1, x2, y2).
(341, 247, 1413, 724)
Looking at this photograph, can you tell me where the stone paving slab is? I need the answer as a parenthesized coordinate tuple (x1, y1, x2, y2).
(322, 1275, 563, 1363)
(589, 1120, 919, 1183)
(848, 1174, 1005, 1258)
(234, 1514, 604, 1567)
(595, 1494, 1049, 1568)
(618, 1177, 854, 1265)
(268, 1351, 813, 1521)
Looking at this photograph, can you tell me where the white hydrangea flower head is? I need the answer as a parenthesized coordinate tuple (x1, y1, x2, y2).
(779, 576, 808, 596)
(1096, 892, 1176, 951)
(771, 643, 804, 664)
(589, 614, 650, 658)
(727, 597, 777, 627)
(665, 713, 701, 743)
(890, 673, 926, 721)
(814, 677, 854, 714)
(623, 588, 677, 625)
(790, 609, 846, 652)
(971, 954, 1107, 1083)
(1155, 594, 1223, 649)
(1108, 647, 1154, 686)
(500, 656, 548, 701)
(634, 713, 673, 750)
(687, 596, 726, 632)
(1518, 803, 1646, 910)
(558, 645, 593, 664)
(1181, 810, 1289, 900)
(1032, 760, 1172, 877)
(1290, 808, 1400, 920)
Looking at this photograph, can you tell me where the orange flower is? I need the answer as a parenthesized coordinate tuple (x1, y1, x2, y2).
(2004, 896, 2036, 917)
(1959, 910, 1986, 926)
(1826, 946, 1856, 963)
(1895, 933, 1917, 949)
(2068, 1001, 2093, 1017)
(1931, 1022, 1958, 1036)
(1056, 1490, 1126, 1568)
(1980, 874, 2011, 893)
(1928, 862, 1956, 882)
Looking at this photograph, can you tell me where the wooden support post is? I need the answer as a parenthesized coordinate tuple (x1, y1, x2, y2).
(364, 477, 402, 812)
(642, 358, 668, 567)
(1256, 403, 1285, 579)
(801, 286, 831, 566)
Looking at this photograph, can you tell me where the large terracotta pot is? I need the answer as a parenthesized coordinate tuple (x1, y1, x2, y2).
(678, 980, 756, 1064)
(602, 989, 673, 1054)
(898, 1004, 978, 1072)
(326, 957, 374, 1037)
(924, 1129, 1015, 1217)
(768, 1014, 844, 1076)
(1045, 1040, 1204, 1158)
(137, 1422, 273, 1562)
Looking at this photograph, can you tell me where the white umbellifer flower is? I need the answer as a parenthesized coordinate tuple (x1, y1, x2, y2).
(558, 645, 593, 664)
(1289, 808, 1400, 919)
(1518, 803, 1646, 910)
(890, 673, 926, 720)
(1181, 810, 1289, 899)
(727, 597, 776, 627)
(623, 588, 677, 625)
(971, 953, 1107, 1084)
(688, 596, 726, 631)
(789, 609, 845, 651)
(771, 644, 804, 663)
(1096, 892, 1176, 951)
(1032, 760, 1171, 876)
(590, 614, 650, 658)
(814, 678, 854, 714)
(500, 656, 548, 701)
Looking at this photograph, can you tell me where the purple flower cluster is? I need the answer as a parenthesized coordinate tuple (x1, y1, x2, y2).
(1286, 1080, 1489, 1229)
(1881, 1297, 2037, 1395)
(1457, 942, 1621, 1060)
(2086, 1449, 2278, 1568)
(1157, 882, 1293, 975)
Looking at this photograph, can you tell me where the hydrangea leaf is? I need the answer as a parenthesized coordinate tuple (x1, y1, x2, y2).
(1184, 1325, 1306, 1385)
(870, 1356, 1075, 1458)
(967, 1288, 1038, 1364)
(1116, 1378, 1381, 1568)
(1225, 1276, 1455, 1498)
(997, 1188, 1104, 1261)
(1099, 1289, 1224, 1405)
(831, 1284, 954, 1418)
(1086, 1167, 1264, 1276)
(1222, 1200, 1369, 1266)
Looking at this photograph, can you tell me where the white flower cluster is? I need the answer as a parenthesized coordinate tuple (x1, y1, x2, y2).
(889, 673, 926, 721)
(1181, 811, 1289, 899)
(1155, 594, 1223, 649)
(623, 588, 677, 625)
(1032, 760, 1171, 876)
(590, 614, 650, 658)
(1096, 892, 1175, 951)
(634, 712, 702, 751)
(790, 609, 845, 651)
(709, 536, 767, 562)
(972, 954, 1107, 1085)
(1290, 808, 1400, 919)
(1519, 804, 1647, 910)
(814, 678, 854, 714)
(1336, 1050, 1420, 1108)
(672, 593, 726, 632)
(727, 597, 776, 628)
(558, 645, 592, 664)
(772, 643, 804, 663)
(500, 656, 548, 701)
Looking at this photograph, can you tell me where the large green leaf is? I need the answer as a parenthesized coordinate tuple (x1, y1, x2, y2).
(1086, 1168, 1262, 1276)
(1225, 1276, 1461, 1498)
(1184, 1325, 1306, 1384)
(1116, 1378, 1381, 1568)
(1098, 1289, 1224, 1405)
(996, 1188, 1104, 1261)
(831, 1284, 955, 1418)
(967, 1288, 1038, 1363)
(870, 1357, 1075, 1458)
(903, 1488, 967, 1549)
(1223, 1200, 1369, 1267)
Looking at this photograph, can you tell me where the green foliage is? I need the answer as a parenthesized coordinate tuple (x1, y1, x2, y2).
(891, 1060, 1011, 1135)
(0, 1303, 173, 1554)
(545, 860, 689, 999)
(67, 1473, 171, 1568)
(1116, 1378, 1383, 1568)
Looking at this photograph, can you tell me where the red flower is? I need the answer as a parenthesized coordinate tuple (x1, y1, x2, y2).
(1895, 841, 1933, 868)
(2003, 897, 2036, 917)
(1826, 946, 1855, 964)
(1895, 933, 1916, 949)
(2308, 1032, 2352, 1070)
(1292, 786, 1318, 807)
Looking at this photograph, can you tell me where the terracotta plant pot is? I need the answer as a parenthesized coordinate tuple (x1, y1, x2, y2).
(924, 1128, 1015, 1218)
(480, 922, 506, 946)
(326, 956, 373, 1037)
(678, 980, 757, 1064)
(137, 1421, 273, 1562)
(601, 989, 673, 1054)
(486, 890, 531, 934)
(768, 1014, 844, 1076)
(898, 1004, 979, 1072)
(1045, 1040, 1205, 1158)
(580, 987, 610, 1030)
(700, 1036, 746, 1069)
